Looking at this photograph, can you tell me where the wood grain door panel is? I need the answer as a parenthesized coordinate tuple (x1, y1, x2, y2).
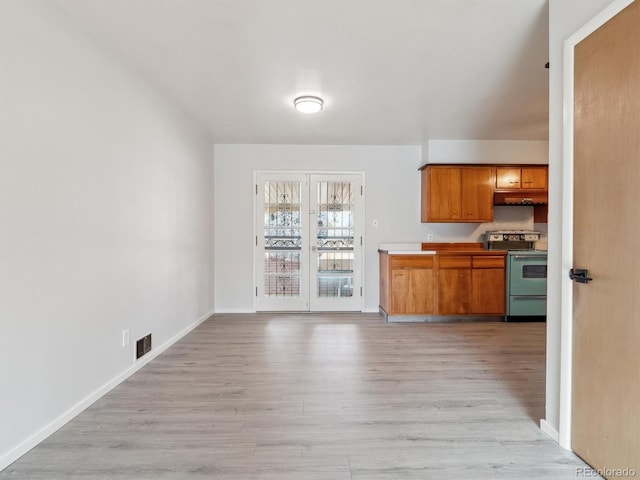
(471, 269, 505, 315)
(521, 168, 547, 190)
(460, 167, 494, 221)
(438, 268, 471, 314)
(391, 269, 436, 314)
(572, 1, 640, 474)
(425, 167, 461, 221)
(496, 167, 521, 189)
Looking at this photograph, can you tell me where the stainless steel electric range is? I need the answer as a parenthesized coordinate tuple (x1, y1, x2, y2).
(486, 231, 547, 321)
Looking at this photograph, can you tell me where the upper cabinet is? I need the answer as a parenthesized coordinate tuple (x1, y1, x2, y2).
(420, 164, 549, 223)
(421, 165, 494, 223)
(495, 167, 548, 190)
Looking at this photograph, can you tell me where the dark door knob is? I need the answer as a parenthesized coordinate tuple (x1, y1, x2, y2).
(569, 268, 593, 284)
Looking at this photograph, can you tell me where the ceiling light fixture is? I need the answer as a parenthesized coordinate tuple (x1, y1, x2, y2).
(294, 95, 323, 114)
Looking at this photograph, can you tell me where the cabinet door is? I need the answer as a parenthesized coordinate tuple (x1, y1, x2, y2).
(438, 268, 471, 314)
(423, 167, 461, 222)
(495, 167, 521, 189)
(460, 167, 494, 222)
(521, 167, 547, 189)
(390, 269, 436, 314)
(471, 269, 505, 314)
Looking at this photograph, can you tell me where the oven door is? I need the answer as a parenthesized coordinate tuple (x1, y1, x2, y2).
(508, 254, 547, 296)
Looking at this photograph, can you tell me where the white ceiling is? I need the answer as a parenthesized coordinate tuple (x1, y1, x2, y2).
(58, 0, 549, 145)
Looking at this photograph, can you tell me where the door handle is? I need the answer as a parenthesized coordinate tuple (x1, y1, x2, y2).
(311, 246, 317, 252)
(569, 268, 593, 284)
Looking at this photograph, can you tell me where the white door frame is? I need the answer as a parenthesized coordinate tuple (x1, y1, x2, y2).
(252, 170, 365, 312)
(558, 0, 635, 450)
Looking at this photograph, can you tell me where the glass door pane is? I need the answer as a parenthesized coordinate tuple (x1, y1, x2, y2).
(255, 174, 309, 311)
(310, 174, 363, 311)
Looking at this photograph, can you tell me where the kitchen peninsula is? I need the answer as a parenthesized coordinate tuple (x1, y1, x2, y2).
(379, 243, 507, 322)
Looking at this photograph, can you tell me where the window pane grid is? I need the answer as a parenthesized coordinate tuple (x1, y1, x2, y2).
(315, 181, 355, 298)
(263, 180, 302, 298)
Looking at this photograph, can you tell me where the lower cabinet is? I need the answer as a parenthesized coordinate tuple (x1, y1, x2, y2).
(384, 255, 436, 315)
(437, 257, 472, 314)
(471, 269, 506, 314)
(439, 254, 506, 315)
(391, 268, 436, 314)
(380, 251, 506, 318)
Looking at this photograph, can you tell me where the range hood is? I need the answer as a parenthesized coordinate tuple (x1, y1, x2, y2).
(493, 192, 548, 205)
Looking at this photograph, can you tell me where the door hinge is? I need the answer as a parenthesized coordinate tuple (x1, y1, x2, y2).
(360, 286, 362, 297)
(360, 185, 363, 195)
(256, 184, 258, 195)
(360, 236, 363, 246)
(256, 287, 258, 296)
(256, 235, 258, 246)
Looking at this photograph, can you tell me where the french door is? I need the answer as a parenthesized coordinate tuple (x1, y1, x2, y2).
(254, 172, 364, 312)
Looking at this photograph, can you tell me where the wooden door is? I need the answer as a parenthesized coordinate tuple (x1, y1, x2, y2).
(460, 167, 494, 221)
(390, 268, 436, 315)
(471, 256, 505, 315)
(572, 1, 640, 475)
(437, 256, 471, 314)
(424, 167, 461, 221)
(521, 167, 547, 190)
(495, 167, 521, 189)
(470, 269, 504, 314)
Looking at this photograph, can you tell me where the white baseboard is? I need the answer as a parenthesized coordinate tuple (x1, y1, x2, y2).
(0, 309, 215, 472)
(540, 419, 560, 443)
(214, 308, 255, 313)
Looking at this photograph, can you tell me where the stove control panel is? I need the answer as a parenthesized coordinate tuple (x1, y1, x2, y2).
(486, 231, 541, 242)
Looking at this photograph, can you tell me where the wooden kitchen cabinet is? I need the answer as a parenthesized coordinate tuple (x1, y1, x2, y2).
(380, 247, 506, 319)
(496, 166, 548, 190)
(436, 254, 506, 316)
(470, 256, 506, 314)
(379, 253, 436, 316)
(421, 166, 494, 223)
(461, 168, 494, 221)
(437, 256, 472, 314)
(391, 268, 436, 314)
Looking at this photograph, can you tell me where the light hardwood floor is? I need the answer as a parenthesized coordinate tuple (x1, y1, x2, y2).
(1, 313, 594, 479)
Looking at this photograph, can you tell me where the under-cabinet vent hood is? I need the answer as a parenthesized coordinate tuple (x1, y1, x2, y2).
(493, 192, 548, 205)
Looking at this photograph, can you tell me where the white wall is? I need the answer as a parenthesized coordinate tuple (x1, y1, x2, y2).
(0, 0, 214, 468)
(428, 140, 549, 165)
(545, 0, 613, 442)
(214, 142, 546, 313)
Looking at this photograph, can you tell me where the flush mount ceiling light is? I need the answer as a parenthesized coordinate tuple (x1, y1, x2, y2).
(293, 95, 323, 114)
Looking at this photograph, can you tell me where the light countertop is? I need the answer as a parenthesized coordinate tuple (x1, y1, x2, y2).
(381, 250, 437, 255)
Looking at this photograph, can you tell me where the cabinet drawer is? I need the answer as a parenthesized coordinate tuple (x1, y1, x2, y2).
(438, 256, 471, 268)
(390, 256, 434, 269)
(472, 256, 505, 268)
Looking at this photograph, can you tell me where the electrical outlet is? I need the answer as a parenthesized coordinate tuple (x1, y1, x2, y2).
(122, 329, 130, 348)
(426, 233, 434, 242)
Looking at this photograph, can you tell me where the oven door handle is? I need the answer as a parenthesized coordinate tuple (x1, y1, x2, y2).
(512, 295, 547, 300)
(511, 255, 547, 260)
